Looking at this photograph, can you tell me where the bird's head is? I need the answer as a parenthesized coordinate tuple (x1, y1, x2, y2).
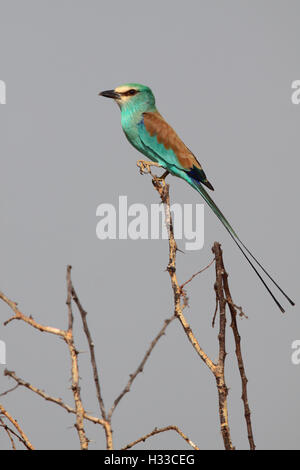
(99, 83, 156, 112)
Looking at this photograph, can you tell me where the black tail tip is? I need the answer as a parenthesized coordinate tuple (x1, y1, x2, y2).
(204, 180, 214, 191)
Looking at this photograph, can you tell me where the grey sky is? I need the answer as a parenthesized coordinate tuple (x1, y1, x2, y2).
(0, 0, 299, 450)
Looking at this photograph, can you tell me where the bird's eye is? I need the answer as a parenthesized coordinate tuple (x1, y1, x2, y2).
(128, 89, 137, 95)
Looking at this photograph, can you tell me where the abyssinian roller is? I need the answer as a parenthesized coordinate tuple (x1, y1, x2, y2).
(99, 83, 295, 313)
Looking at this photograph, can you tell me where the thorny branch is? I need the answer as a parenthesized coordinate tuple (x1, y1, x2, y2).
(122, 425, 200, 450)
(108, 314, 176, 421)
(0, 416, 16, 449)
(3, 369, 106, 426)
(212, 243, 233, 450)
(0, 162, 254, 450)
(220, 256, 255, 450)
(65, 266, 89, 450)
(71, 285, 106, 421)
(145, 163, 254, 450)
(0, 271, 89, 450)
(0, 403, 34, 450)
(0, 272, 194, 450)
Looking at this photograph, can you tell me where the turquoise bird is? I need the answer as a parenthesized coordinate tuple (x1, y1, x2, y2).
(99, 83, 294, 312)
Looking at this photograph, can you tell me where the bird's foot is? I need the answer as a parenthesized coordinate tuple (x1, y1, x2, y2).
(137, 160, 162, 177)
(156, 170, 170, 182)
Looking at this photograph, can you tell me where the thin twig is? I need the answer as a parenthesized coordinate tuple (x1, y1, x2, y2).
(70, 280, 112, 449)
(121, 425, 199, 450)
(0, 416, 16, 449)
(66, 265, 73, 331)
(70, 285, 106, 420)
(180, 258, 215, 290)
(3, 369, 106, 427)
(0, 291, 65, 337)
(0, 403, 34, 450)
(212, 296, 219, 328)
(0, 384, 19, 397)
(108, 314, 176, 421)
(0, 416, 34, 450)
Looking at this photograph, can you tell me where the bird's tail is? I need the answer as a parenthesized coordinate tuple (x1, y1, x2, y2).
(189, 180, 295, 313)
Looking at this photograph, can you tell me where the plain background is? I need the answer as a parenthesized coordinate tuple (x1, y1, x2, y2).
(0, 0, 299, 450)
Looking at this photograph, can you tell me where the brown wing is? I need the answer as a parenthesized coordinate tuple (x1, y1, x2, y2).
(143, 111, 214, 190)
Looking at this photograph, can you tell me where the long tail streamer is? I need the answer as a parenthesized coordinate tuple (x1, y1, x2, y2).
(191, 181, 295, 313)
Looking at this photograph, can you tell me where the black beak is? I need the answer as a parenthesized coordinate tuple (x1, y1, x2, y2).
(99, 89, 120, 99)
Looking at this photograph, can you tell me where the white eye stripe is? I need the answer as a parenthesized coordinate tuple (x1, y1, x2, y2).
(115, 85, 132, 93)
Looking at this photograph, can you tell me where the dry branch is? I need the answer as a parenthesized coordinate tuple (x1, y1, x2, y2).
(0, 164, 254, 451)
(3, 369, 105, 427)
(150, 175, 235, 449)
(122, 425, 199, 450)
(0, 416, 16, 449)
(0, 403, 34, 450)
(65, 266, 89, 449)
(108, 314, 176, 421)
(69, 272, 113, 449)
(212, 242, 233, 450)
(220, 256, 255, 449)
(0, 272, 181, 449)
(0, 272, 89, 450)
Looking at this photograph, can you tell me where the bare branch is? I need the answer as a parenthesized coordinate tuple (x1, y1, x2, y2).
(152, 177, 216, 373)
(180, 258, 215, 291)
(0, 167, 254, 451)
(0, 403, 34, 450)
(66, 265, 74, 331)
(0, 416, 16, 449)
(70, 284, 106, 420)
(150, 176, 236, 450)
(0, 291, 65, 337)
(0, 272, 90, 450)
(108, 314, 176, 421)
(65, 266, 89, 450)
(0, 384, 19, 397)
(121, 425, 199, 450)
(212, 242, 233, 450)
(220, 257, 255, 450)
(70, 276, 112, 449)
(3, 369, 106, 427)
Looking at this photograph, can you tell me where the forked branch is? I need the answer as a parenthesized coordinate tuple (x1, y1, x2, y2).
(0, 164, 254, 450)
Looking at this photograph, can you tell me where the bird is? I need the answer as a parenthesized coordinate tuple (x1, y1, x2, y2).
(99, 83, 295, 313)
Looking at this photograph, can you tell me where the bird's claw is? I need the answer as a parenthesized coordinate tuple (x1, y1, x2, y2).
(137, 160, 162, 176)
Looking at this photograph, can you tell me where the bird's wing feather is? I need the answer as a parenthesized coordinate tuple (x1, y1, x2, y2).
(139, 111, 214, 190)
